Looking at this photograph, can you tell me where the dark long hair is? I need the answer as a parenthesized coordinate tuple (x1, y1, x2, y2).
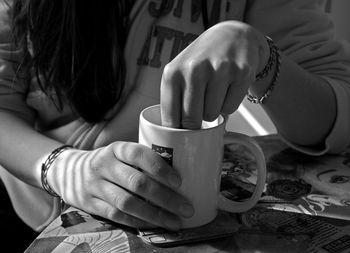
(11, 0, 131, 122)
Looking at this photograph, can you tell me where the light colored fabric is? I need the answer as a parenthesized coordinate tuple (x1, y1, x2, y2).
(1, 0, 350, 230)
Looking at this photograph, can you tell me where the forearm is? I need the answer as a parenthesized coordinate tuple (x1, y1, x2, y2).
(249, 53, 336, 146)
(0, 111, 64, 188)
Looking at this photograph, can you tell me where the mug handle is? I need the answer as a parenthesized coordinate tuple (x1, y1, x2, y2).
(218, 132, 266, 213)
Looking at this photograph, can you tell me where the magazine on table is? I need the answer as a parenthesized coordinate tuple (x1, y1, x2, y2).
(221, 135, 350, 221)
(26, 205, 350, 253)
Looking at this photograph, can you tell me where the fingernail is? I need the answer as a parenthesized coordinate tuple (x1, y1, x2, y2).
(179, 203, 194, 218)
(165, 219, 181, 231)
(168, 173, 181, 188)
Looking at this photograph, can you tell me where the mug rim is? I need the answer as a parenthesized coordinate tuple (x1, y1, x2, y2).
(140, 104, 226, 133)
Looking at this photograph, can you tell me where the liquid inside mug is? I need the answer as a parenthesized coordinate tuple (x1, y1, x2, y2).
(139, 104, 266, 228)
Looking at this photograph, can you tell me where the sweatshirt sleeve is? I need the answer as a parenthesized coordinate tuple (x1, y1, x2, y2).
(0, 1, 36, 124)
(245, 0, 350, 155)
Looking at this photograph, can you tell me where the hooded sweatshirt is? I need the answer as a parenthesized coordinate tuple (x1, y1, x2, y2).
(0, 0, 350, 231)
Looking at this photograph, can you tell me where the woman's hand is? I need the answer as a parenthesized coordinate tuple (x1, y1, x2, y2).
(47, 142, 194, 230)
(160, 20, 270, 129)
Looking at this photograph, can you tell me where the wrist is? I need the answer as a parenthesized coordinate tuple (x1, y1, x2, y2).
(248, 36, 281, 104)
(248, 34, 272, 98)
(249, 63, 275, 97)
(256, 33, 271, 75)
(41, 145, 74, 197)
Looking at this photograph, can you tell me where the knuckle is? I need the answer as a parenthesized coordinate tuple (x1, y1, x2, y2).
(105, 207, 121, 221)
(239, 64, 254, 79)
(114, 194, 135, 212)
(128, 145, 145, 163)
(162, 63, 179, 85)
(128, 173, 148, 193)
(88, 149, 105, 168)
(105, 208, 141, 228)
(147, 182, 163, 198)
(185, 58, 201, 71)
(186, 60, 208, 83)
(149, 158, 163, 175)
(141, 204, 166, 225)
(84, 173, 99, 187)
(182, 58, 194, 71)
(229, 63, 253, 84)
(213, 59, 231, 73)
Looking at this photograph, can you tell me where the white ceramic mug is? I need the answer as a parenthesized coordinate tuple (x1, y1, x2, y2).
(139, 105, 266, 228)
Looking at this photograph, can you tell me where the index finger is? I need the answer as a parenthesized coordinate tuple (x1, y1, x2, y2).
(160, 64, 182, 128)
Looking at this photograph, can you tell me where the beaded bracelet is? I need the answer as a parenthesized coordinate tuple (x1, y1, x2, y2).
(41, 145, 72, 197)
(247, 36, 281, 104)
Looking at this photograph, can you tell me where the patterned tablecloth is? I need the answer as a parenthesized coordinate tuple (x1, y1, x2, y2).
(25, 135, 350, 253)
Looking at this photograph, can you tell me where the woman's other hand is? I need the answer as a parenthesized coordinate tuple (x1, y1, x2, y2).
(47, 142, 194, 230)
(160, 20, 270, 129)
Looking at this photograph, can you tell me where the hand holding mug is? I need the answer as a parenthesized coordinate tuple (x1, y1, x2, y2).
(47, 141, 193, 231)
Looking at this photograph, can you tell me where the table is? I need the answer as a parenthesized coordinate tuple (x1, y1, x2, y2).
(25, 135, 350, 253)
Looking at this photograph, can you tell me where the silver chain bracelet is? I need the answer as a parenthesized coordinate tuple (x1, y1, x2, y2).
(41, 145, 72, 197)
(247, 36, 281, 104)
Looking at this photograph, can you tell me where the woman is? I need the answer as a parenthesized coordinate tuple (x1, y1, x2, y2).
(0, 0, 349, 250)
